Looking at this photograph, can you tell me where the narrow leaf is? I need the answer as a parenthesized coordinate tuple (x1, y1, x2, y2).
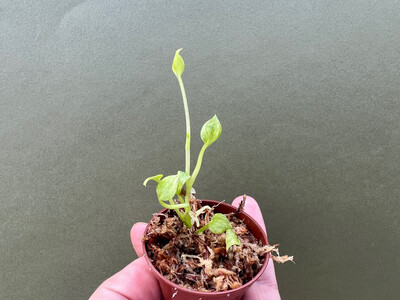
(172, 48, 185, 77)
(226, 228, 241, 251)
(200, 115, 222, 146)
(143, 174, 163, 186)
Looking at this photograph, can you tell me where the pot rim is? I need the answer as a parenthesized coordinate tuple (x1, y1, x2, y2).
(141, 199, 270, 296)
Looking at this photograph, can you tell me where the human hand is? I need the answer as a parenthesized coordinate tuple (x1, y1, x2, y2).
(90, 195, 280, 300)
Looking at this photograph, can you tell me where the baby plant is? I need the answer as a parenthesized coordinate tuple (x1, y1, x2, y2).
(143, 49, 240, 250)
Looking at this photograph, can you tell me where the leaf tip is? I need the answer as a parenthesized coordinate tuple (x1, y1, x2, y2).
(143, 174, 163, 187)
(172, 48, 185, 77)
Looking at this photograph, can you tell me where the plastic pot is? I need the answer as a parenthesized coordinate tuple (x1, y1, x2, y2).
(142, 199, 270, 300)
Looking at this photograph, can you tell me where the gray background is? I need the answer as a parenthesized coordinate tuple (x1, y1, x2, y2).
(1, 1, 399, 299)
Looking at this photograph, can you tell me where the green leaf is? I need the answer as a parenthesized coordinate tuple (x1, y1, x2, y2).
(172, 48, 185, 77)
(226, 228, 241, 251)
(176, 171, 191, 194)
(156, 175, 178, 201)
(208, 213, 232, 234)
(200, 115, 222, 146)
(143, 174, 163, 186)
(156, 171, 190, 201)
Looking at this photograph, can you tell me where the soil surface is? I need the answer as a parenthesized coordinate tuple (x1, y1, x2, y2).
(143, 198, 276, 292)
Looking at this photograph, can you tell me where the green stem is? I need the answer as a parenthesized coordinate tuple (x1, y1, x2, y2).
(170, 196, 192, 229)
(183, 142, 207, 227)
(169, 199, 184, 220)
(159, 198, 189, 210)
(185, 144, 208, 203)
(195, 223, 209, 235)
(177, 75, 191, 175)
(181, 203, 192, 229)
(177, 195, 185, 204)
(181, 213, 192, 228)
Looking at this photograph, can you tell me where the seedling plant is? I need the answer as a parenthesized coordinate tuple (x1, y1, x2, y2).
(143, 49, 240, 251)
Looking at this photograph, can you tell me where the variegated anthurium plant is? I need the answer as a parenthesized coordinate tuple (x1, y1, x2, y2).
(143, 49, 240, 251)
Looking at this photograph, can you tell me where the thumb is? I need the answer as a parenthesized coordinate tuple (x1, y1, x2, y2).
(130, 222, 147, 257)
(89, 257, 161, 300)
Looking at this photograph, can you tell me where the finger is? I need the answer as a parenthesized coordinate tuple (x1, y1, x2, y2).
(89, 257, 161, 300)
(232, 195, 267, 233)
(232, 196, 280, 299)
(130, 222, 147, 257)
(243, 258, 280, 300)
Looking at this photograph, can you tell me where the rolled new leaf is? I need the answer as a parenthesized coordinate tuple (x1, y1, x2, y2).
(172, 48, 185, 77)
(201, 115, 222, 147)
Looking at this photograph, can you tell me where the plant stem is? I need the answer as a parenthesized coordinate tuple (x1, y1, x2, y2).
(181, 205, 192, 228)
(169, 199, 185, 220)
(177, 74, 193, 227)
(185, 144, 208, 202)
(159, 198, 189, 210)
(195, 223, 209, 235)
(181, 213, 192, 228)
(165, 198, 191, 227)
(177, 75, 191, 175)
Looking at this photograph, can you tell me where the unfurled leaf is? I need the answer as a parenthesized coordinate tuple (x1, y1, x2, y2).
(172, 48, 185, 77)
(156, 171, 190, 201)
(143, 174, 163, 186)
(200, 115, 222, 146)
(156, 175, 176, 200)
(225, 228, 241, 251)
(208, 213, 232, 234)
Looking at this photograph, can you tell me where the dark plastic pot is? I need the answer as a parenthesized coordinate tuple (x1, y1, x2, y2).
(142, 199, 270, 300)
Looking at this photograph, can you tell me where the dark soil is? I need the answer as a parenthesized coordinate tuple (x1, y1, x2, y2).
(143, 198, 290, 292)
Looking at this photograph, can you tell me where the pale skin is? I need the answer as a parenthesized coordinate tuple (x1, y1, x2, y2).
(90, 196, 281, 300)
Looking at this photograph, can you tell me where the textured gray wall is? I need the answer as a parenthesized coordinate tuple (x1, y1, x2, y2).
(1, 1, 399, 299)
